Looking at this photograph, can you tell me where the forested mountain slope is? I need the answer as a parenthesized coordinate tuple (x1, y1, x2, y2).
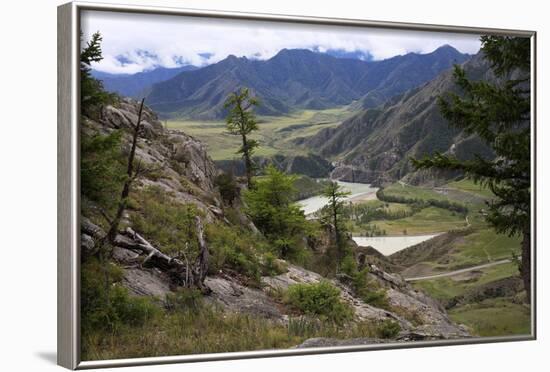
(297, 52, 494, 185)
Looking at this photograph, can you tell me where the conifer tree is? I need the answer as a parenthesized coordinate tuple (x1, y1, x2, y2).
(80, 31, 116, 116)
(412, 36, 531, 299)
(322, 181, 351, 261)
(224, 88, 260, 188)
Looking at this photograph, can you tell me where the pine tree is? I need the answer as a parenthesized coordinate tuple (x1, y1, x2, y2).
(80, 31, 116, 117)
(224, 88, 260, 189)
(244, 165, 306, 259)
(412, 36, 531, 299)
(322, 181, 351, 261)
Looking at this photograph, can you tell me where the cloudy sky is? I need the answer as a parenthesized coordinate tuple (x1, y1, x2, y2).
(81, 10, 481, 75)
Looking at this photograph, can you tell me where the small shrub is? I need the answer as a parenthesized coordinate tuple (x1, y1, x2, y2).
(362, 289, 390, 310)
(376, 319, 401, 339)
(165, 288, 203, 313)
(215, 172, 240, 205)
(206, 223, 268, 284)
(261, 252, 288, 276)
(81, 259, 160, 332)
(81, 130, 125, 208)
(265, 286, 286, 302)
(244, 165, 309, 261)
(109, 285, 160, 328)
(286, 281, 353, 324)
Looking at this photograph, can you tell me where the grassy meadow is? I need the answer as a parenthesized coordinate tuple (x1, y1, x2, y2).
(167, 106, 353, 160)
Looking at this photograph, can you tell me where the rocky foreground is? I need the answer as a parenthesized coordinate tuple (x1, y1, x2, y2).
(81, 98, 469, 348)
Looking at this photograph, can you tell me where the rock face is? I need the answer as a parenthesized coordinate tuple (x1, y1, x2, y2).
(205, 276, 286, 322)
(100, 98, 164, 138)
(262, 264, 468, 341)
(83, 98, 222, 221)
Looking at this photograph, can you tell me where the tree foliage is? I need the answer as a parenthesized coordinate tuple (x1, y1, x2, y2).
(214, 171, 240, 205)
(413, 36, 530, 237)
(285, 281, 353, 325)
(244, 165, 307, 259)
(411, 35, 531, 297)
(81, 130, 125, 207)
(224, 88, 260, 188)
(321, 181, 351, 256)
(80, 31, 116, 117)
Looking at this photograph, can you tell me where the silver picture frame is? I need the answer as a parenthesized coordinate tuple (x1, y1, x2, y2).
(57, 1, 537, 369)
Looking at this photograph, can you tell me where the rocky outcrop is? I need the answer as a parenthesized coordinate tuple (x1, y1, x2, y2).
(100, 98, 164, 138)
(83, 98, 222, 222)
(82, 213, 469, 342)
(205, 276, 286, 322)
(263, 264, 469, 340)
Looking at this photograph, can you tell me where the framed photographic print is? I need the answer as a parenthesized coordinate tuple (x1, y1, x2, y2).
(57, 1, 536, 369)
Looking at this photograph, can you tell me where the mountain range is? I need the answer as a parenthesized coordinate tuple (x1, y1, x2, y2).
(129, 45, 470, 119)
(296, 52, 495, 185)
(91, 65, 198, 98)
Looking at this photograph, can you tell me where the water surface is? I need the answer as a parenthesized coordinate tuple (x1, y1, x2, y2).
(352, 234, 440, 256)
(297, 181, 377, 215)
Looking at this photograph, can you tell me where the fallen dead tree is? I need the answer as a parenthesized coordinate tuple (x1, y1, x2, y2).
(82, 216, 209, 289)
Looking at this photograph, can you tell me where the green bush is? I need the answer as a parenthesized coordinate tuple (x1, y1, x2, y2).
(165, 288, 203, 313)
(337, 253, 390, 310)
(362, 290, 390, 309)
(215, 172, 240, 205)
(245, 165, 308, 260)
(81, 259, 160, 332)
(109, 285, 160, 328)
(286, 281, 353, 324)
(206, 223, 268, 284)
(261, 252, 288, 276)
(376, 319, 401, 338)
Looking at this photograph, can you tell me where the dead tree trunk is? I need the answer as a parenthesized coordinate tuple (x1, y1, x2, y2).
(102, 98, 146, 255)
(117, 227, 185, 270)
(116, 220, 209, 290)
(194, 216, 209, 286)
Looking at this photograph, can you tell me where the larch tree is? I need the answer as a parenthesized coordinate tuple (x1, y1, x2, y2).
(411, 35, 532, 299)
(322, 181, 351, 261)
(224, 87, 260, 189)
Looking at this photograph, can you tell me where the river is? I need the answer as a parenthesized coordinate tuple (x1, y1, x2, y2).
(351, 234, 441, 256)
(297, 181, 378, 215)
(296, 181, 439, 256)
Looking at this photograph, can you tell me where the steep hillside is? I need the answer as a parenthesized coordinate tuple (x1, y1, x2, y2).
(80, 99, 470, 360)
(146, 46, 469, 119)
(298, 52, 494, 185)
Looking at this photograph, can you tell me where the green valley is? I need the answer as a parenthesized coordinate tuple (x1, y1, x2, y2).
(167, 106, 354, 160)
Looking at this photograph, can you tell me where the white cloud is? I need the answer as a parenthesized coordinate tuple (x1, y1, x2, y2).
(81, 10, 481, 74)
